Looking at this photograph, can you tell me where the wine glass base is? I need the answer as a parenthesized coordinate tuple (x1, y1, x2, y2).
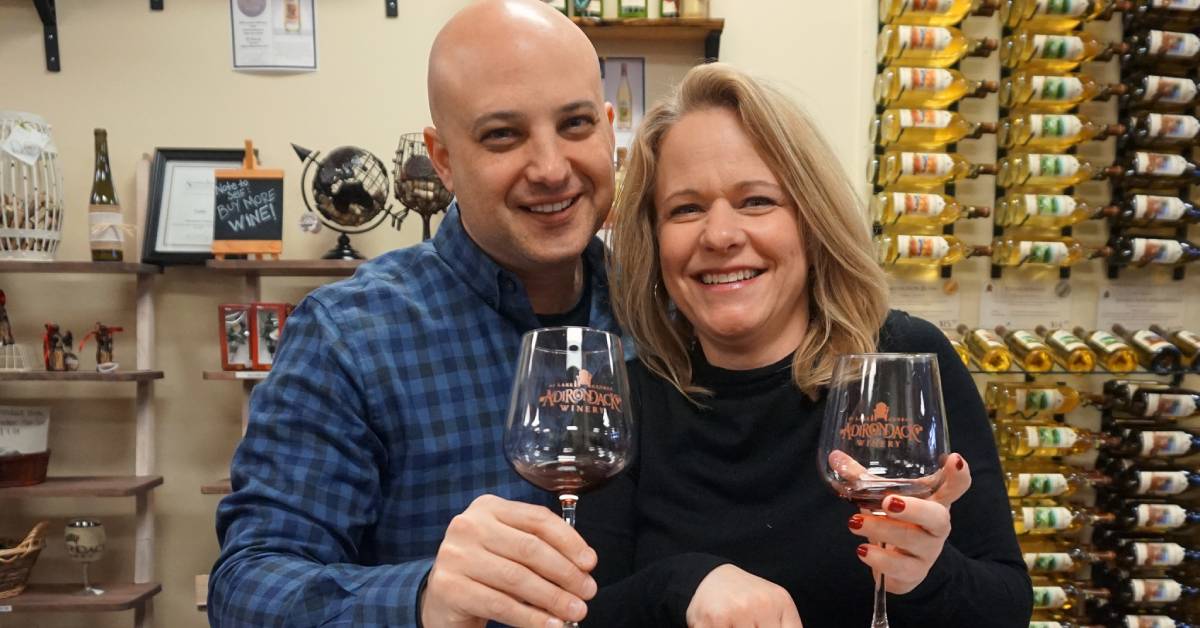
(76, 586, 105, 596)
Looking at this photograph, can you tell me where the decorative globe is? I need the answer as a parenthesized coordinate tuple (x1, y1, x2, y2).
(310, 146, 390, 229)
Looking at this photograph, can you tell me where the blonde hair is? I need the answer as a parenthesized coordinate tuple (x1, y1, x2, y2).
(608, 63, 889, 399)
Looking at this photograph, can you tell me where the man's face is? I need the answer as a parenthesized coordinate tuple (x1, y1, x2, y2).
(428, 41, 615, 275)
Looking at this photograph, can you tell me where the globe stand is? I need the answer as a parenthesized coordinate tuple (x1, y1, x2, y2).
(322, 233, 363, 260)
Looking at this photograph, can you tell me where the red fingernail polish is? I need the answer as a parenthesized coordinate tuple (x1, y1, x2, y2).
(857, 545, 869, 557)
(887, 498, 906, 513)
(956, 456, 964, 471)
(848, 514, 864, 530)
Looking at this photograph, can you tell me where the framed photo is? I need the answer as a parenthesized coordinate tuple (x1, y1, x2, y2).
(143, 148, 247, 266)
(249, 303, 292, 370)
(219, 304, 253, 371)
(601, 57, 646, 152)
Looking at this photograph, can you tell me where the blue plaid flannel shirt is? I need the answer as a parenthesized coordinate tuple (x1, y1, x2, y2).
(209, 202, 622, 627)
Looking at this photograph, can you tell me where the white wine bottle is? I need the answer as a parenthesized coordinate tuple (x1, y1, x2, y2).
(985, 381, 1081, 418)
(994, 193, 1106, 228)
(871, 109, 997, 149)
(989, 236, 1100, 268)
(876, 25, 998, 67)
(1073, 327, 1139, 373)
(1006, 465, 1109, 498)
(1031, 580, 1112, 612)
(998, 113, 1124, 151)
(89, 129, 123, 262)
(1000, 70, 1125, 112)
(869, 150, 997, 189)
(1036, 325, 1097, 373)
(879, 0, 999, 25)
(874, 233, 986, 266)
(1000, 30, 1127, 71)
(1003, 0, 1130, 32)
(870, 191, 990, 227)
(874, 67, 998, 108)
(996, 325, 1056, 372)
(997, 153, 1120, 191)
(945, 330, 972, 366)
(1023, 539, 1116, 577)
(996, 423, 1116, 458)
(616, 62, 633, 130)
(1013, 503, 1115, 536)
(958, 325, 1014, 372)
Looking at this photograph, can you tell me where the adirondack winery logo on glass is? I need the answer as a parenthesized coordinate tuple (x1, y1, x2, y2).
(839, 402, 925, 448)
(538, 369, 623, 415)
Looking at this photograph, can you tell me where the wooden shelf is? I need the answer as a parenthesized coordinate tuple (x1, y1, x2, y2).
(205, 259, 362, 277)
(0, 582, 161, 612)
(202, 370, 268, 381)
(201, 479, 232, 495)
(0, 260, 161, 275)
(0, 476, 163, 498)
(0, 370, 164, 382)
(572, 17, 724, 56)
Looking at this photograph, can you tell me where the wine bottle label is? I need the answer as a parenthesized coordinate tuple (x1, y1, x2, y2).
(1033, 0, 1089, 15)
(972, 329, 1007, 350)
(1031, 586, 1069, 609)
(588, 0, 601, 13)
(662, 0, 679, 14)
(1134, 152, 1189, 176)
(1140, 431, 1195, 456)
(1032, 35, 1085, 60)
(898, 109, 952, 128)
(1027, 425, 1079, 449)
(1141, 75, 1197, 104)
(1032, 75, 1084, 101)
(88, 208, 124, 246)
(893, 192, 947, 217)
(901, 152, 955, 176)
(1014, 387, 1066, 412)
(899, 67, 953, 91)
(896, 235, 951, 260)
(1028, 154, 1080, 177)
(1130, 238, 1185, 264)
(1137, 471, 1190, 496)
(1178, 329, 1200, 347)
(898, 26, 953, 51)
(1090, 330, 1128, 351)
(1012, 329, 1046, 349)
(1023, 194, 1076, 217)
(1018, 241, 1070, 265)
(1123, 617, 1176, 628)
(1146, 113, 1200, 139)
(910, 0, 956, 13)
(1130, 578, 1184, 603)
(1135, 503, 1187, 530)
(1148, 30, 1200, 58)
(1024, 506, 1073, 530)
(1133, 195, 1188, 221)
(1132, 542, 1187, 567)
(1017, 473, 1070, 496)
(1153, 0, 1200, 9)
(1024, 552, 1076, 572)
(1030, 114, 1083, 138)
(1142, 393, 1198, 417)
(621, 0, 647, 9)
(1029, 623, 1064, 628)
(1048, 330, 1088, 353)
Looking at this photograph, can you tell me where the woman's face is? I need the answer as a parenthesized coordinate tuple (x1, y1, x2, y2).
(653, 107, 810, 369)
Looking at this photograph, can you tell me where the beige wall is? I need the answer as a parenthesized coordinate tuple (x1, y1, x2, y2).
(0, 1, 873, 626)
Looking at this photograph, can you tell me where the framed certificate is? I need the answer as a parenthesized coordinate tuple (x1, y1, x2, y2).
(142, 148, 248, 266)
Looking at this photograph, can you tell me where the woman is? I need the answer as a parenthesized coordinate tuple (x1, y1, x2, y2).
(577, 63, 1031, 627)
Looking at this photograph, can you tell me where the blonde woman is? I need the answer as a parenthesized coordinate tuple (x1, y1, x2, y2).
(577, 63, 1030, 627)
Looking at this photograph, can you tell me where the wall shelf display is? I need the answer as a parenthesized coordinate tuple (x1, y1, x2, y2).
(0, 475, 163, 498)
(0, 370, 163, 382)
(571, 17, 724, 59)
(0, 261, 161, 275)
(2, 582, 162, 612)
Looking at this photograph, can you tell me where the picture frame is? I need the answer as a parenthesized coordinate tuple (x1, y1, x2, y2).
(142, 148, 250, 266)
(218, 304, 253, 371)
(249, 302, 292, 370)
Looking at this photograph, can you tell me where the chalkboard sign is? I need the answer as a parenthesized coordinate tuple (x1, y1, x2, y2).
(212, 139, 284, 259)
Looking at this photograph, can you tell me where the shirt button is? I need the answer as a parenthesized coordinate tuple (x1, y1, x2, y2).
(501, 278, 516, 292)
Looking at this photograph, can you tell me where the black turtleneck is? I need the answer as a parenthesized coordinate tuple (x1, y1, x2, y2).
(577, 310, 1031, 628)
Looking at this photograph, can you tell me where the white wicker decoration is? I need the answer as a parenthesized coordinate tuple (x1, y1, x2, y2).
(0, 111, 64, 260)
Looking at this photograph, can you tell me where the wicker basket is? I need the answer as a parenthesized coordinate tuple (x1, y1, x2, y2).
(0, 111, 64, 260)
(0, 521, 49, 600)
(0, 450, 50, 488)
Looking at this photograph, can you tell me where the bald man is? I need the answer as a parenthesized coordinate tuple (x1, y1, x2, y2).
(210, 2, 618, 626)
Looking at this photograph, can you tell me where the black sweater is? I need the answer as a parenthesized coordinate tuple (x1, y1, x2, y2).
(577, 310, 1032, 627)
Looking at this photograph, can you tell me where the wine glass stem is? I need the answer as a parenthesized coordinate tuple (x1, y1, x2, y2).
(871, 542, 889, 628)
(83, 562, 92, 591)
(559, 494, 580, 628)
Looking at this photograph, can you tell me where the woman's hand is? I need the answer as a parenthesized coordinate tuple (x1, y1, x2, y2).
(847, 453, 972, 595)
(685, 564, 803, 628)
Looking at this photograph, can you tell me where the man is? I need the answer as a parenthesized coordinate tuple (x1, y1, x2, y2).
(209, 2, 617, 626)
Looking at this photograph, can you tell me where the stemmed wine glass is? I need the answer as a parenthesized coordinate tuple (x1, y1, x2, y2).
(818, 353, 950, 628)
(505, 327, 635, 628)
(64, 519, 106, 596)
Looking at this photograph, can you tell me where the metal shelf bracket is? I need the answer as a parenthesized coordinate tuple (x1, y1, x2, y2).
(32, 0, 60, 72)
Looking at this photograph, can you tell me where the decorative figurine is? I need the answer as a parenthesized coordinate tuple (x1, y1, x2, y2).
(0, 289, 29, 372)
(219, 304, 252, 370)
(293, 143, 402, 259)
(250, 303, 291, 370)
(0, 290, 13, 346)
(79, 323, 124, 372)
(43, 323, 77, 372)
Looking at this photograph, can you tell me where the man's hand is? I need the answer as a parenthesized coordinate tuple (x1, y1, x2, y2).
(685, 564, 803, 628)
(420, 494, 597, 628)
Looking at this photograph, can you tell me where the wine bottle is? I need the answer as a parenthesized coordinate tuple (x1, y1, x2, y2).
(1000, 113, 1125, 151)
(1102, 427, 1200, 459)
(1096, 499, 1200, 533)
(876, 25, 999, 67)
(1034, 326, 1097, 372)
(874, 233, 986, 266)
(1150, 326, 1200, 371)
(879, 0, 999, 25)
(1003, 0, 1131, 32)
(997, 153, 1120, 191)
(1115, 325, 1184, 373)
(1074, 327, 1140, 373)
(870, 191, 991, 226)
(574, 0, 602, 18)
(989, 236, 1100, 268)
(945, 330, 972, 366)
(1105, 237, 1200, 268)
(660, 0, 678, 17)
(1001, 30, 1127, 71)
(1095, 612, 1198, 628)
(997, 423, 1116, 458)
(1106, 195, 1200, 227)
(874, 66, 998, 108)
(1024, 540, 1117, 576)
(1007, 466, 1110, 498)
(619, 0, 646, 17)
(1103, 387, 1200, 418)
(995, 194, 1106, 228)
(1123, 29, 1200, 72)
(871, 109, 997, 149)
(1111, 539, 1200, 571)
(868, 151, 997, 189)
(616, 62, 633, 130)
(1102, 461, 1200, 498)
(1014, 503, 1116, 535)
(1032, 580, 1112, 612)
(1000, 71, 1126, 112)
(89, 128, 123, 262)
(985, 381, 1082, 418)
(997, 325, 1057, 372)
(1111, 577, 1200, 608)
(1124, 0, 1200, 28)
(1121, 114, 1200, 150)
(545, 0, 568, 12)
(959, 324, 1014, 371)
(1109, 151, 1200, 188)
(1029, 622, 1104, 628)
(1122, 74, 1200, 112)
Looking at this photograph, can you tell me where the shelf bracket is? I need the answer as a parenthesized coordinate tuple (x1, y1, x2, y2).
(385, 0, 397, 17)
(32, 0, 60, 72)
(150, 0, 163, 10)
(704, 29, 720, 62)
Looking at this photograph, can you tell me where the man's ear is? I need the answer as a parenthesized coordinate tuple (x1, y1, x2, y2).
(423, 126, 454, 194)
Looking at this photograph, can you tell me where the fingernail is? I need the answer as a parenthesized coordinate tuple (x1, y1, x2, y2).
(578, 548, 596, 566)
(546, 619, 564, 628)
(856, 545, 869, 558)
(887, 497, 906, 513)
(569, 599, 587, 618)
(583, 576, 597, 598)
(848, 514, 864, 530)
(956, 456, 964, 471)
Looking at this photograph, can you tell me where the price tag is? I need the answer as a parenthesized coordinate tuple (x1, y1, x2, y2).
(978, 280, 1071, 330)
(887, 277, 961, 330)
(1096, 280, 1186, 331)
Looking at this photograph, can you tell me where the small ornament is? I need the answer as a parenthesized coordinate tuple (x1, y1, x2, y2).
(43, 323, 76, 372)
(0, 290, 13, 346)
(79, 323, 124, 372)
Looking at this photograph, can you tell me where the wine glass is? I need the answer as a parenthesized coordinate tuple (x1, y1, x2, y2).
(504, 327, 635, 627)
(64, 519, 106, 596)
(817, 353, 950, 628)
